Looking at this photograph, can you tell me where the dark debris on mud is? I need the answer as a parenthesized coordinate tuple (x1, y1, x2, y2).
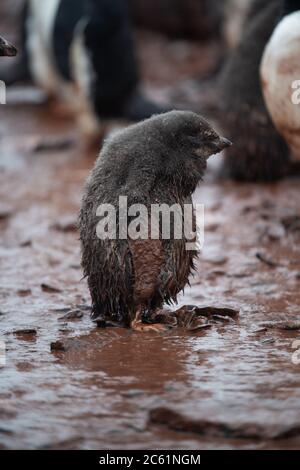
(149, 408, 300, 441)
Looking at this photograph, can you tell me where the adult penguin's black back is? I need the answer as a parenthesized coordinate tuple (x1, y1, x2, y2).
(82, 0, 139, 118)
(220, 0, 290, 181)
(51, 0, 85, 82)
(0, 0, 162, 123)
(50, 0, 141, 118)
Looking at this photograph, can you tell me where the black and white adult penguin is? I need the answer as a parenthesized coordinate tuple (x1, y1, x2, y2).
(220, 0, 290, 181)
(261, 0, 300, 162)
(0, 36, 17, 57)
(0, 0, 165, 136)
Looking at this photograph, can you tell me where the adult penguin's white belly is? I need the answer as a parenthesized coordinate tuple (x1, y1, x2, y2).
(27, 0, 63, 94)
(261, 12, 300, 161)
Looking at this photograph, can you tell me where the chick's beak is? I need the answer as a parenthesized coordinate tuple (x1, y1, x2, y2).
(0, 36, 17, 57)
(213, 136, 232, 152)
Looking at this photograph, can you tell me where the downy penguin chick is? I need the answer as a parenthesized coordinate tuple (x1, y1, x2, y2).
(261, 0, 300, 162)
(220, 0, 290, 181)
(79, 110, 232, 332)
(0, 0, 166, 137)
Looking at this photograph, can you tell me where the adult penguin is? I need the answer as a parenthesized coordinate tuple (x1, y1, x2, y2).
(261, 0, 300, 162)
(220, 0, 290, 181)
(0, 0, 165, 137)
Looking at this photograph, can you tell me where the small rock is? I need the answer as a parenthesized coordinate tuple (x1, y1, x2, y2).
(16, 362, 34, 372)
(51, 215, 77, 233)
(212, 315, 234, 323)
(281, 214, 300, 233)
(205, 223, 220, 233)
(266, 223, 285, 241)
(41, 283, 62, 294)
(261, 338, 275, 345)
(70, 264, 81, 270)
(279, 322, 300, 331)
(151, 311, 178, 328)
(259, 321, 300, 331)
(186, 316, 212, 332)
(202, 254, 228, 266)
(173, 305, 239, 332)
(148, 407, 294, 440)
(32, 136, 75, 153)
(0, 206, 12, 221)
(192, 306, 239, 319)
(50, 307, 70, 314)
(256, 252, 281, 268)
(228, 272, 251, 279)
(20, 239, 32, 248)
(251, 327, 268, 334)
(0, 428, 13, 435)
(50, 341, 68, 352)
(13, 329, 37, 339)
(75, 304, 92, 313)
(207, 269, 226, 279)
(58, 309, 84, 321)
(17, 289, 32, 297)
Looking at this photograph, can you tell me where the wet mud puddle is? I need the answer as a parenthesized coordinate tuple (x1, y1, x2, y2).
(1, 97, 300, 450)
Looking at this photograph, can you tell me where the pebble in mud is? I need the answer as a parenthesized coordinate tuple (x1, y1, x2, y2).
(256, 252, 282, 268)
(12, 329, 37, 341)
(259, 321, 300, 332)
(50, 341, 68, 352)
(41, 283, 62, 294)
(19, 239, 32, 248)
(58, 309, 84, 321)
(264, 223, 285, 241)
(149, 408, 300, 441)
(150, 305, 239, 332)
(31, 136, 75, 153)
(17, 289, 32, 297)
(51, 215, 77, 233)
(0, 203, 13, 223)
(201, 254, 228, 266)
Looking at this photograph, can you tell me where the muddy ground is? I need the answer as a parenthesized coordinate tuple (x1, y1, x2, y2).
(1, 17, 300, 450)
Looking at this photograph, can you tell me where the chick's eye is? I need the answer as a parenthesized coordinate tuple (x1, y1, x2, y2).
(190, 128, 200, 135)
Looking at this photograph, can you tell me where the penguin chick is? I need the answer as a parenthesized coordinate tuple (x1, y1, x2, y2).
(261, 0, 300, 162)
(79, 110, 232, 332)
(0, 36, 17, 57)
(220, 0, 290, 181)
(0, 0, 166, 137)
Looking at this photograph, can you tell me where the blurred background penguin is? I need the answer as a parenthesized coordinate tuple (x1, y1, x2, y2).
(0, 0, 169, 139)
(1, 0, 300, 180)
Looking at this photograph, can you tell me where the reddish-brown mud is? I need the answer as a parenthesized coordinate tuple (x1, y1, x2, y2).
(1, 18, 300, 449)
